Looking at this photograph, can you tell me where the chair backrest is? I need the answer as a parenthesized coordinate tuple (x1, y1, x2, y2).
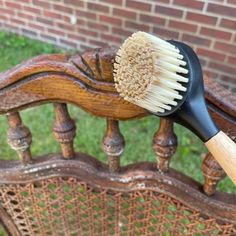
(0, 46, 235, 236)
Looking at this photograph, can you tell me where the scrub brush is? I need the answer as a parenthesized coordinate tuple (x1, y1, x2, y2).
(114, 31, 236, 185)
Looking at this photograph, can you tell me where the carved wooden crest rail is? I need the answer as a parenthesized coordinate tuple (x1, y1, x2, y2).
(0, 46, 235, 235)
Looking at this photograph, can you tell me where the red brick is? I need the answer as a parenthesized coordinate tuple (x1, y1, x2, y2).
(101, 33, 122, 44)
(214, 42, 236, 54)
(99, 15, 122, 26)
(186, 12, 217, 25)
(182, 34, 211, 46)
(196, 48, 225, 61)
(43, 10, 62, 20)
(70, 17, 86, 26)
(32, 0, 50, 8)
(227, 0, 236, 4)
(87, 2, 109, 13)
(112, 27, 133, 37)
(157, 0, 170, 3)
(28, 23, 44, 31)
(53, 4, 73, 14)
(78, 27, 98, 37)
(0, 15, 7, 20)
(18, 0, 31, 3)
(56, 22, 75, 31)
(60, 39, 77, 48)
(24, 6, 41, 14)
(87, 21, 109, 32)
(5, 2, 22, 10)
(228, 56, 236, 64)
(218, 81, 229, 90)
(67, 33, 86, 42)
(220, 18, 236, 30)
(199, 58, 207, 67)
(169, 20, 197, 32)
(40, 33, 57, 42)
(89, 39, 108, 47)
(140, 14, 166, 26)
(174, 0, 204, 10)
(220, 75, 236, 84)
(155, 5, 183, 18)
(36, 17, 54, 26)
(22, 28, 37, 36)
(61, 15, 70, 23)
(76, 9, 97, 20)
(17, 12, 34, 20)
(153, 27, 179, 39)
(204, 69, 218, 79)
(11, 17, 25, 25)
(101, 0, 123, 5)
(113, 8, 136, 19)
(80, 44, 91, 50)
(200, 27, 232, 40)
(126, 0, 151, 12)
(47, 28, 65, 36)
(125, 20, 150, 31)
(64, 0, 84, 7)
(207, 3, 236, 17)
(0, 7, 15, 15)
(232, 87, 236, 93)
(209, 62, 236, 74)
(3, 23, 19, 31)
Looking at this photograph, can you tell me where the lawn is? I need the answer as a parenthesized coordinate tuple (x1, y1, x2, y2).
(0, 31, 235, 190)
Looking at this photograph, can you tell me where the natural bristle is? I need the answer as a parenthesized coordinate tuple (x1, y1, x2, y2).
(113, 31, 189, 114)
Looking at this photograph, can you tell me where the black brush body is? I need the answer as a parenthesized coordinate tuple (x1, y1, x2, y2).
(155, 41, 219, 142)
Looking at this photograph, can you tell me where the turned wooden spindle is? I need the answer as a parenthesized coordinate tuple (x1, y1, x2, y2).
(202, 153, 226, 196)
(53, 103, 76, 159)
(152, 118, 177, 172)
(7, 112, 32, 164)
(102, 119, 125, 172)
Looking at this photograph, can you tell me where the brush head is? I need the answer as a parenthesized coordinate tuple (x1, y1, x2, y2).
(113, 31, 189, 115)
(114, 31, 219, 142)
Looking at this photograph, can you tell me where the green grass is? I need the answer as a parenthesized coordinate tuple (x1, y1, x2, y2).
(0, 31, 235, 194)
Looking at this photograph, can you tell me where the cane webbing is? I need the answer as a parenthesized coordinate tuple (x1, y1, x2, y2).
(0, 177, 235, 236)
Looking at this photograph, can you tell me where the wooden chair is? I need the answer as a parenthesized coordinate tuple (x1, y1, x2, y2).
(0, 46, 235, 236)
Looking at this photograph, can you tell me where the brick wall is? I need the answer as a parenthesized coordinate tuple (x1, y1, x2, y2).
(0, 0, 236, 92)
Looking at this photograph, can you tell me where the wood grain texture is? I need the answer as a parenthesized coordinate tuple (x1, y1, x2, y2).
(53, 103, 76, 159)
(202, 153, 226, 196)
(0, 153, 235, 224)
(0, 47, 147, 120)
(0, 46, 235, 234)
(152, 118, 177, 172)
(205, 131, 236, 185)
(102, 119, 125, 172)
(7, 112, 32, 164)
(0, 46, 235, 127)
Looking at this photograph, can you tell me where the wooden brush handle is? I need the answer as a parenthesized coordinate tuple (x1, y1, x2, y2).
(205, 131, 236, 185)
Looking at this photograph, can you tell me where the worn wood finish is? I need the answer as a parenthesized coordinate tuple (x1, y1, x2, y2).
(202, 153, 226, 196)
(7, 112, 32, 164)
(0, 47, 234, 127)
(0, 46, 236, 234)
(102, 119, 125, 172)
(0, 48, 147, 120)
(0, 154, 235, 224)
(53, 103, 76, 159)
(152, 118, 177, 172)
(0, 204, 21, 236)
(205, 77, 236, 141)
